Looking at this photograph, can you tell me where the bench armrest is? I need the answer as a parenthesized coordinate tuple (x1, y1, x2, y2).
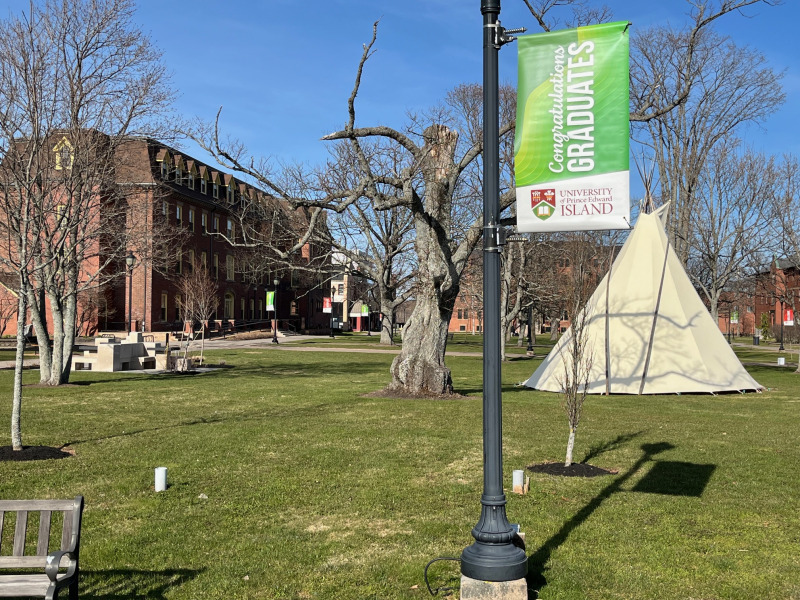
(45, 550, 77, 581)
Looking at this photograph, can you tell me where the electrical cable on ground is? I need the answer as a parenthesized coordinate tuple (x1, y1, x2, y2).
(424, 556, 461, 596)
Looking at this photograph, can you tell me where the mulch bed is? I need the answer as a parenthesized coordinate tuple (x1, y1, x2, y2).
(527, 462, 617, 477)
(0, 445, 75, 462)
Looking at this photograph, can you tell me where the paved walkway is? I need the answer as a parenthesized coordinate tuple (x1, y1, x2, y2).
(2, 337, 793, 371)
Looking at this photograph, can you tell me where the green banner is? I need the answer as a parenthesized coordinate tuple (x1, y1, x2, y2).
(361, 304, 369, 316)
(515, 21, 630, 233)
(266, 291, 275, 312)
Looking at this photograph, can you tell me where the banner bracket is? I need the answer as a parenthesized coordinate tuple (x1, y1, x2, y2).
(485, 21, 526, 48)
(484, 223, 503, 252)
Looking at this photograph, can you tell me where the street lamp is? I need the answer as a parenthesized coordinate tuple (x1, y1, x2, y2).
(329, 287, 336, 338)
(125, 251, 136, 333)
(460, 0, 527, 583)
(272, 278, 280, 344)
(779, 299, 785, 351)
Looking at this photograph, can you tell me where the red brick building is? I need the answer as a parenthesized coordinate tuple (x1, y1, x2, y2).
(0, 135, 330, 336)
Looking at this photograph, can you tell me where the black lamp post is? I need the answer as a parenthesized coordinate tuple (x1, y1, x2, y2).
(526, 305, 534, 353)
(460, 0, 527, 583)
(125, 251, 136, 333)
(329, 287, 336, 338)
(779, 299, 785, 351)
(272, 278, 280, 344)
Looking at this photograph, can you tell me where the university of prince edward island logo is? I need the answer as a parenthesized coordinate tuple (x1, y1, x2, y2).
(531, 189, 556, 221)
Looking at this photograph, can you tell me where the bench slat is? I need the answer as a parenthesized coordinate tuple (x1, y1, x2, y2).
(0, 556, 46, 568)
(0, 512, 4, 546)
(61, 511, 71, 551)
(0, 500, 74, 512)
(0, 573, 51, 597)
(12, 512, 26, 557)
(36, 511, 51, 556)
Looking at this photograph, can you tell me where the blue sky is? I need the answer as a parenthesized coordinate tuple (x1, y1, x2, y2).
(3, 1, 798, 184)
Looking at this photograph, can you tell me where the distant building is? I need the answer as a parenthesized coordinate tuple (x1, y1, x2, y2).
(0, 134, 330, 336)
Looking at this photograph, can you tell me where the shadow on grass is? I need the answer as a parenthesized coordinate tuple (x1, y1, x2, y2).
(80, 567, 204, 599)
(61, 415, 223, 447)
(527, 441, 716, 599)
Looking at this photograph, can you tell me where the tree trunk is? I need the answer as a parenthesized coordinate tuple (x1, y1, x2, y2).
(389, 289, 454, 395)
(379, 301, 394, 346)
(11, 289, 27, 451)
(550, 317, 560, 341)
(28, 288, 52, 384)
(565, 427, 576, 467)
(387, 124, 461, 396)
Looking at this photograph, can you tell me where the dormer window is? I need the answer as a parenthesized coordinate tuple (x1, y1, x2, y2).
(200, 178, 207, 194)
(213, 182, 219, 199)
(188, 172, 194, 189)
(176, 164, 183, 182)
(53, 137, 74, 170)
(161, 161, 168, 178)
(227, 185, 234, 203)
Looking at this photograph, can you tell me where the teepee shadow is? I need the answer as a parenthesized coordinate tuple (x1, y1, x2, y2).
(527, 442, 697, 598)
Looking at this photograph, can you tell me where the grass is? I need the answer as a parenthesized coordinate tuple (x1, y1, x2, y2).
(1, 342, 799, 599)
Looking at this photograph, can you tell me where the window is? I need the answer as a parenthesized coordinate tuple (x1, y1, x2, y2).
(213, 182, 219, 199)
(201, 251, 207, 269)
(201, 212, 208, 234)
(176, 204, 182, 227)
(53, 137, 74, 170)
(200, 177, 207, 194)
(176, 248, 183, 274)
(464, 309, 469, 319)
(176, 164, 183, 182)
(457, 309, 463, 319)
(459, 325, 466, 331)
(188, 208, 195, 231)
(188, 172, 195, 190)
(160, 161, 168, 179)
(162, 201, 168, 216)
(258, 299, 263, 319)
(160, 292, 168, 321)
(250, 299, 255, 320)
(226, 218, 234, 241)
(224, 293, 234, 320)
(227, 185, 235, 203)
(213, 254, 219, 279)
(175, 295, 182, 322)
(213, 216, 219, 233)
(226, 255, 235, 281)
(240, 298, 245, 320)
(187, 250, 195, 273)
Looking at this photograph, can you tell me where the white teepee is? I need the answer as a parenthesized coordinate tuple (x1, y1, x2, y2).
(525, 205, 762, 395)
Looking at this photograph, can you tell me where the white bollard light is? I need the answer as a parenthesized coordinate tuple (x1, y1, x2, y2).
(512, 469, 524, 494)
(155, 467, 168, 492)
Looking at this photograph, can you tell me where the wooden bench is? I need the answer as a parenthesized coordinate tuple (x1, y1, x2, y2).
(0, 496, 84, 600)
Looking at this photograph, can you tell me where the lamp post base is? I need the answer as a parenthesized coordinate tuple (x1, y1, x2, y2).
(461, 540, 527, 582)
(460, 575, 528, 599)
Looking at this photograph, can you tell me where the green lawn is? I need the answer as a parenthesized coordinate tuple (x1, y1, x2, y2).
(1, 344, 798, 599)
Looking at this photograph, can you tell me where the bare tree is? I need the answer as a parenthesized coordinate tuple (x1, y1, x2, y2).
(630, 14, 784, 262)
(686, 141, 777, 322)
(555, 234, 598, 467)
(191, 25, 517, 396)
(322, 142, 416, 345)
(0, 0, 175, 390)
(176, 264, 219, 365)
